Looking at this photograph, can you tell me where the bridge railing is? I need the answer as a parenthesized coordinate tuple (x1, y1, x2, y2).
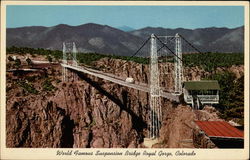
(185, 95, 219, 104)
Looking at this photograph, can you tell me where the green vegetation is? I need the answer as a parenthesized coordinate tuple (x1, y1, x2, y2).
(183, 52, 244, 72)
(26, 57, 32, 66)
(77, 53, 107, 65)
(15, 76, 56, 94)
(46, 55, 53, 62)
(7, 47, 243, 71)
(77, 53, 149, 65)
(42, 79, 56, 91)
(17, 80, 38, 94)
(116, 55, 149, 64)
(26, 75, 39, 82)
(204, 72, 244, 125)
(7, 46, 150, 66)
(14, 58, 21, 69)
(7, 46, 62, 61)
(7, 56, 14, 61)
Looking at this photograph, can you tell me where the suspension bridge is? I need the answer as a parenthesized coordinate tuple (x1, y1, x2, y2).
(61, 33, 202, 143)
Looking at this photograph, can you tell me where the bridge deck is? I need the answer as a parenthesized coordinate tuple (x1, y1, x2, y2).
(61, 63, 179, 102)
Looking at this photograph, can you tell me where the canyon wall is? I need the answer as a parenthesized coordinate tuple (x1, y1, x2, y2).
(6, 58, 244, 148)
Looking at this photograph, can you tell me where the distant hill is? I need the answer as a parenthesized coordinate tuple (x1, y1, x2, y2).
(130, 26, 244, 53)
(7, 23, 144, 56)
(117, 26, 135, 32)
(7, 23, 244, 56)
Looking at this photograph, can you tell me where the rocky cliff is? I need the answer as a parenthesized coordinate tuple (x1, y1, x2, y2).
(6, 57, 243, 148)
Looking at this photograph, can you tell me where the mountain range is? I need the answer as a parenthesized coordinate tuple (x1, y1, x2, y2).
(7, 23, 244, 56)
(130, 26, 244, 53)
(117, 25, 135, 32)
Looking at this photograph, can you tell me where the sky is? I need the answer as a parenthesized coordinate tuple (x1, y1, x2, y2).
(7, 5, 244, 29)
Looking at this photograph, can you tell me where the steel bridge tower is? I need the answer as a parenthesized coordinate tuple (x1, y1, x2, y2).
(174, 33, 183, 94)
(62, 42, 68, 82)
(62, 42, 78, 82)
(148, 33, 183, 139)
(149, 34, 162, 139)
(72, 42, 78, 67)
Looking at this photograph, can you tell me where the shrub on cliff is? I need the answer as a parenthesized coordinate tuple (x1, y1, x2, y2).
(205, 72, 244, 125)
(26, 57, 33, 66)
(46, 55, 53, 62)
(42, 79, 56, 91)
(17, 80, 38, 94)
(14, 58, 21, 69)
(8, 56, 14, 61)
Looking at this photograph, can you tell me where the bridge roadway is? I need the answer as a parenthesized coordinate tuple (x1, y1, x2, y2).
(61, 63, 179, 102)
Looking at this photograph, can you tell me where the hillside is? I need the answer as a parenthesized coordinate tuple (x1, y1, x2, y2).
(130, 26, 244, 53)
(117, 25, 135, 32)
(7, 23, 244, 55)
(7, 23, 144, 56)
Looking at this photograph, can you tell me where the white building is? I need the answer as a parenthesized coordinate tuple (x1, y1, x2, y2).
(183, 80, 220, 109)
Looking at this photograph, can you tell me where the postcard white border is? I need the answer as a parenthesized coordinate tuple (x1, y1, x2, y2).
(1, 1, 249, 160)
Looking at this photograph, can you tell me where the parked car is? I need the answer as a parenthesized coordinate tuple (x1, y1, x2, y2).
(125, 77, 134, 83)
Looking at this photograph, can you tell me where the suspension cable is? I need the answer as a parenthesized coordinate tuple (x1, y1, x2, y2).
(157, 45, 165, 53)
(178, 34, 202, 53)
(116, 36, 151, 70)
(154, 35, 183, 62)
(157, 36, 175, 53)
(131, 37, 151, 58)
(116, 34, 195, 69)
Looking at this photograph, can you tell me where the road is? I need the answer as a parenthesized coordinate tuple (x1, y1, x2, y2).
(61, 63, 179, 102)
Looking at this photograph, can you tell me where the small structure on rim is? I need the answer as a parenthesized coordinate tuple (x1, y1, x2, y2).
(194, 121, 244, 148)
(183, 80, 220, 109)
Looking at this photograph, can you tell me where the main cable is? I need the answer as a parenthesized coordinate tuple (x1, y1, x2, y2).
(116, 36, 151, 71)
(154, 35, 183, 62)
(157, 36, 175, 53)
(178, 34, 202, 53)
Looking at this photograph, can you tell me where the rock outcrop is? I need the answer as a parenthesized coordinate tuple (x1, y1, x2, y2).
(6, 57, 240, 148)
